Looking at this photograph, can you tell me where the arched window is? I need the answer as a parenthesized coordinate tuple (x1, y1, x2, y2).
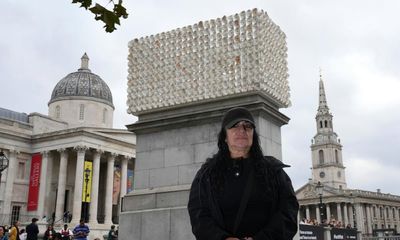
(56, 105, 61, 119)
(335, 150, 339, 163)
(79, 104, 85, 120)
(320, 121, 323, 128)
(102, 108, 107, 123)
(324, 120, 328, 128)
(319, 150, 324, 164)
(393, 208, 396, 219)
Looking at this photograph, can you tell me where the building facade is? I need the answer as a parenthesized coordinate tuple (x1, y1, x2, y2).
(296, 75, 400, 236)
(0, 54, 136, 233)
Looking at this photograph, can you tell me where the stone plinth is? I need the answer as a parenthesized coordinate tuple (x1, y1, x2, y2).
(122, 8, 290, 240)
(120, 94, 289, 240)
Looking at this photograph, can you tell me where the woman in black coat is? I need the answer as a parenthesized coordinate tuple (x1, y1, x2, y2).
(188, 107, 299, 240)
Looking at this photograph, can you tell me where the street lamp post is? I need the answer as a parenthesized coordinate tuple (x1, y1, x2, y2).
(316, 181, 324, 223)
(0, 150, 9, 183)
(84, 167, 91, 222)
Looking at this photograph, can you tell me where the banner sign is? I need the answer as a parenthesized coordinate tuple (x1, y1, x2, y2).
(112, 167, 121, 205)
(299, 224, 324, 240)
(331, 228, 358, 240)
(127, 169, 134, 193)
(82, 161, 93, 202)
(27, 153, 42, 211)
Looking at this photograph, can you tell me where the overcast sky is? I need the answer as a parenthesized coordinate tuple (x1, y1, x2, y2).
(1, 0, 399, 195)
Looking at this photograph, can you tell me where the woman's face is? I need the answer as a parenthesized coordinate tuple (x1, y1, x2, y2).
(0, 227, 4, 236)
(113, 173, 121, 194)
(225, 121, 254, 158)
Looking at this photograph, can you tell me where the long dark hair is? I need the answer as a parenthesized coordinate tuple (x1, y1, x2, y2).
(204, 127, 271, 193)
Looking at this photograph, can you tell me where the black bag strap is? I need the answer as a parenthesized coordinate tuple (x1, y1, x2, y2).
(233, 167, 254, 235)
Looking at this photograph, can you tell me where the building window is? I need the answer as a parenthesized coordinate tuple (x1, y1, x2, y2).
(79, 104, 85, 120)
(380, 207, 383, 218)
(320, 121, 323, 128)
(335, 150, 339, 164)
(337, 171, 341, 178)
(102, 108, 107, 123)
(17, 162, 25, 179)
(393, 208, 396, 219)
(56, 105, 61, 119)
(324, 120, 328, 128)
(386, 208, 389, 218)
(372, 206, 376, 218)
(319, 150, 324, 164)
(11, 205, 21, 225)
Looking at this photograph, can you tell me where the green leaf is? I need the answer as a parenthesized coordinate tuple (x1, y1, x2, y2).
(71, 0, 92, 9)
(114, 3, 128, 19)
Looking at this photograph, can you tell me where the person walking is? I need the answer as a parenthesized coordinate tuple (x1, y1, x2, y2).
(72, 220, 89, 240)
(188, 107, 299, 240)
(8, 221, 20, 240)
(25, 218, 39, 240)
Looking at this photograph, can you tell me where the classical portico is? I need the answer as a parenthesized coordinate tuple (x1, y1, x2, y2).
(0, 54, 136, 240)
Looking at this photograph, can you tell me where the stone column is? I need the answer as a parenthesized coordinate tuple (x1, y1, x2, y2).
(71, 146, 87, 223)
(316, 205, 321, 223)
(354, 203, 365, 233)
(45, 152, 54, 219)
(349, 204, 354, 228)
(3, 150, 17, 221)
(89, 150, 102, 224)
(55, 149, 68, 222)
(120, 156, 129, 198)
(104, 153, 116, 224)
(384, 206, 388, 228)
(396, 207, 400, 234)
(326, 204, 331, 222)
(37, 151, 49, 220)
(306, 206, 310, 220)
(366, 205, 372, 234)
(337, 203, 342, 223)
(343, 203, 349, 227)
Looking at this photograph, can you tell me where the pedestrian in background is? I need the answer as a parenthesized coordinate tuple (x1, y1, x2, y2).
(8, 221, 20, 240)
(26, 218, 39, 240)
(72, 220, 89, 240)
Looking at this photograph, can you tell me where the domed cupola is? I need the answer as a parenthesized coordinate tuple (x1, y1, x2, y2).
(49, 53, 114, 108)
(48, 53, 114, 128)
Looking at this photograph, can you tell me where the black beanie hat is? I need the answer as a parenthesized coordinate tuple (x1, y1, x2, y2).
(222, 107, 255, 129)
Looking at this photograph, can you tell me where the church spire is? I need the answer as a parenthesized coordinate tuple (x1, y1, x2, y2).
(310, 71, 347, 189)
(318, 70, 329, 115)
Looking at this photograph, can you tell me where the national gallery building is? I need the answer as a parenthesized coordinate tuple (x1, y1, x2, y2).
(296, 77, 400, 236)
(0, 54, 136, 234)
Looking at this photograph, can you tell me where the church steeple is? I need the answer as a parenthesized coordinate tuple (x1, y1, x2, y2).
(318, 72, 329, 115)
(310, 72, 347, 189)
